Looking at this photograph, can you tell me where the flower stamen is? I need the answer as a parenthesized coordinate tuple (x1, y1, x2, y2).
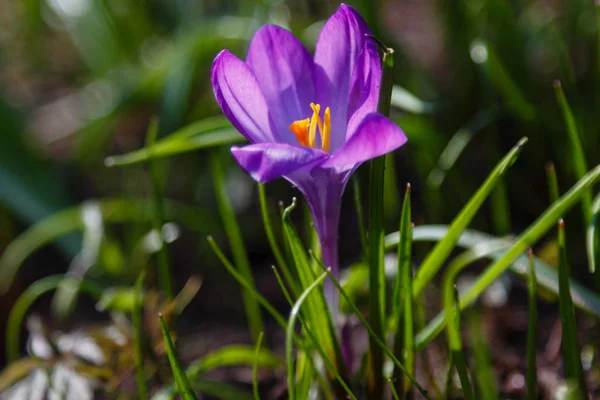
(289, 118, 310, 146)
(289, 103, 331, 153)
(309, 103, 321, 147)
(322, 107, 331, 152)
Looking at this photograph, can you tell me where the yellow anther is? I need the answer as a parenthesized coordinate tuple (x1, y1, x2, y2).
(309, 103, 321, 147)
(289, 118, 310, 146)
(289, 103, 332, 152)
(322, 107, 331, 152)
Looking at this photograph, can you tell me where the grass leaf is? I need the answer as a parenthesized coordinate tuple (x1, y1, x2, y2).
(6, 275, 103, 362)
(413, 137, 527, 297)
(159, 314, 199, 400)
(557, 220, 588, 394)
(526, 250, 538, 400)
(554, 80, 591, 223)
(210, 152, 263, 341)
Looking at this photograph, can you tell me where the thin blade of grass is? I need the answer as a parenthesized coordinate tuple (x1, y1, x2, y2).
(413, 137, 528, 297)
(0, 198, 217, 293)
(401, 226, 415, 399)
(388, 378, 401, 400)
(209, 152, 263, 342)
(441, 242, 510, 400)
(159, 314, 199, 400)
(467, 310, 498, 400)
(133, 272, 148, 400)
(286, 270, 330, 400)
(527, 250, 538, 400)
(312, 254, 430, 399)
(427, 106, 499, 189)
(352, 177, 368, 256)
(147, 118, 173, 299)
(390, 85, 435, 114)
(367, 43, 395, 400)
(6, 275, 103, 362)
(186, 345, 281, 379)
(411, 162, 600, 348)
(252, 332, 263, 400)
(206, 236, 287, 330)
(271, 266, 337, 400)
(450, 287, 474, 400)
(546, 162, 560, 204)
(557, 220, 588, 394)
(554, 80, 591, 224)
(586, 191, 600, 274)
(470, 40, 536, 121)
(391, 184, 412, 396)
(281, 199, 346, 379)
(104, 116, 240, 167)
(258, 184, 296, 295)
(386, 224, 600, 324)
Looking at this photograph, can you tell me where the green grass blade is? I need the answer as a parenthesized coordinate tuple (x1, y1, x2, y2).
(388, 378, 401, 400)
(526, 250, 538, 400)
(390, 85, 435, 114)
(296, 304, 356, 400)
(186, 344, 280, 379)
(147, 118, 173, 299)
(557, 220, 588, 394)
(191, 379, 253, 400)
(352, 177, 368, 256)
(157, 341, 281, 399)
(133, 272, 148, 400)
(391, 183, 412, 329)
(286, 270, 330, 400)
(554, 80, 591, 223)
(441, 241, 510, 400)
(427, 106, 499, 189)
(258, 184, 297, 295)
(587, 192, 600, 273)
(470, 40, 536, 120)
(0, 198, 217, 292)
(6, 275, 103, 362)
(413, 137, 528, 296)
(450, 287, 474, 400)
(281, 199, 346, 377)
(159, 314, 199, 400)
(104, 117, 240, 167)
(206, 236, 287, 330)
(312, 255, 430, 399)
(401, 225, 415, 399)
(387, 224, 600, 321)
(408, 162, 600, 347)
(391, 184, 413, 396)
(546, 162, 560, 204)
(210, 152, 263, 342)
(444, 353, 454, 400)
(271, 267, 339, 400)
(467, 310, 498, 400)
(367, 43, 394, 400)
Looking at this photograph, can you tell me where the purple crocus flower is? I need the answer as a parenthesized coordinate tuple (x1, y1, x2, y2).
(211, 4, 407, 310)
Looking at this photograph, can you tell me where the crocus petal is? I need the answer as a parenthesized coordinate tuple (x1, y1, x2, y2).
(212, 50, 276, 143)
(322, 113, 407, 168)
(246, 25, 315, 144)
(231, 143, 328, 183)
(314, 4, 370, 152)
(346, 38, 381, 141)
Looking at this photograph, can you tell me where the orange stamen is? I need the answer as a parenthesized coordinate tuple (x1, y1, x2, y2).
(290, 103, 332, 152)
(309, 103, 321, 147)
(322, 107, 331, 152)
(289, 118, 310, 146)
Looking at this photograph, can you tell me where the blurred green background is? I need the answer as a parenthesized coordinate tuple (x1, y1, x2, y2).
(0, 0, 598, 371)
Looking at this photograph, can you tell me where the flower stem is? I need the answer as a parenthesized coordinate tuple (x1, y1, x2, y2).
(367, 42, 394, 400)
